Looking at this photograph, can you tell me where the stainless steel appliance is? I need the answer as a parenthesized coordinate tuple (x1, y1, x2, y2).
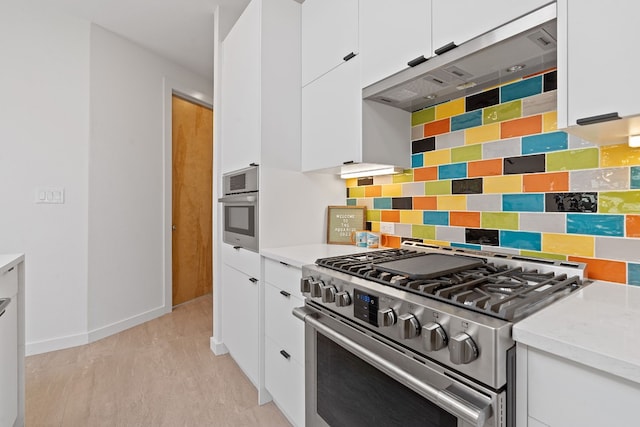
(218, 165, 259, 252)
(294, 242, 588, 427)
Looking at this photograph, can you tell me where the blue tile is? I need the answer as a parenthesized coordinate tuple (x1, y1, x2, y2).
(500, 75, 542, 103)
(503, 194, 544, 212)
(412, 153, 424, 168)
(346, 199, 357, 206)
(423, 211, 449, 226)
(629, 263, 640, 286)
(439, 163, 467, 180)
(522, 131, 568, 154)
(567, 213, 624, 237)
(451, 242, 482, 251)
(499, 230, 542, 251)
(631, 166, 640, 189)
(451, 110, 483, 131)
(373, 197, 392, 209)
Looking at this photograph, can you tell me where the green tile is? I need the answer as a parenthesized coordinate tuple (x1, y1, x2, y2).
(599, 190, 640, 213)
(393, 169, 414, 183)
(520, 250, 567, 261)
(412, 107, 435, 126)
(451, 144, 482, 162)
(348, 187, 365, 198)
(346, 199, 357, 206)
(547, 148, 599, 171)
(482, 212, 519, 230)
(367, 210, 381, 222)
(412, 224, 436, 240)
(425, 180, 451, 195)
(483, 100, 522, 124)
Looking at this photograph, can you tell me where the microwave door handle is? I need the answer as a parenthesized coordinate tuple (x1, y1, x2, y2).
(217, 195, 257, 203)
(293, 307, 492, 427)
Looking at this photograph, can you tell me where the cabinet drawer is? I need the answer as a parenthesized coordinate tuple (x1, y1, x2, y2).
(0, 267, 18, 298)
(222, 243, 260, 278)
(265, 282, 304, 362)
(265, 337, 305, 427)
(264, 258, 303, 297)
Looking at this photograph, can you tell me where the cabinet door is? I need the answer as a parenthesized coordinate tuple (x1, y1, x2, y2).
(265, 337, 305, 427)
(265, 283, 304, 362)
(220, 0, 260, 173)
(301, 57, 361, 172)
(432, 0, 551, 54)
(360, 0, 431, 88)
(221, 264, 259, 385)
(302, 0, 358, 86)
(0, 298, 18, 427)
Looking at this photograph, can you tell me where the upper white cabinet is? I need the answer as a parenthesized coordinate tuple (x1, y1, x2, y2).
(432, 0, 551, 54)
(557, 0, 640, 144)
(301, 0, 358, 86)
(360, 0, 432, 88)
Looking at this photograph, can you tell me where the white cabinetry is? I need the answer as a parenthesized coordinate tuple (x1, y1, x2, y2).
(557, 0, 640, 144)
(432, 0, 551, 54)
(301, 0, 358, 86)
(263, 258, 305, 427)
(360, 0, 432, 88)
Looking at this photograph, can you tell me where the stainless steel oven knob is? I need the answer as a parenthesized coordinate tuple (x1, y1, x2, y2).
(310, 280, 324, 298)
(422, 322, 447, 352)
(321, 285, 337, 303)
(399, 314, 421, 339)
(335, 291, 351, 307)
(377, 308, 396, 327)
(300, 277, 313, 293)
(449, 333, 479, 365)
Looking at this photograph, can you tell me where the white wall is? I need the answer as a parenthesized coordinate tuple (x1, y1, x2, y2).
(0, 1, 90, 352)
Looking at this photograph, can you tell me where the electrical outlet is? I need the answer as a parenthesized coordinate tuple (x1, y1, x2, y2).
(379, 222, 395, 234)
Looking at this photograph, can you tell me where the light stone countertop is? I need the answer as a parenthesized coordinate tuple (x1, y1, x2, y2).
(513, 280, 640, 384)
(260, 244, 373, 269)
(0, 254, 24, 274)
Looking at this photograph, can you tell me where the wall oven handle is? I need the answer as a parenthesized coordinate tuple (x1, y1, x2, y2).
(293, 307, 492, 427)
(217, 194, 257, 203)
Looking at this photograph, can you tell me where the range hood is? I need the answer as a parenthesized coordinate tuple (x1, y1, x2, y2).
(363, 4, 557, 113)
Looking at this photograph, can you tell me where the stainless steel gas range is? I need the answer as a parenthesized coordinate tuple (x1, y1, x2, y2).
(293, 242, 588, 427)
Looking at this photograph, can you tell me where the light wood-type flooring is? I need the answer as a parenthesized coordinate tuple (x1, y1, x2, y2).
(25, 295, 291, 427)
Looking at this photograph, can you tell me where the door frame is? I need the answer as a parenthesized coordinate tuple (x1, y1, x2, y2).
(162, 78, 213, 313)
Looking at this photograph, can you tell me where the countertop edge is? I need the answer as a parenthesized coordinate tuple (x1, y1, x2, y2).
(0, 254, 25, 274)
(261, 244, 372, 269)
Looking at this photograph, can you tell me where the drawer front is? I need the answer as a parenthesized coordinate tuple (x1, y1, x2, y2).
(264, 258, 303, 297)
(222, 243, 260, 278)
(0, 267, 18, 298)
(265, 282, 304, 362)
(265, 337, 305, 427)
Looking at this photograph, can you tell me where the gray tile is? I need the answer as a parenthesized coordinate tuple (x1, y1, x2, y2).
(568, 133, 598, 149)
(357, 198, 374, 210)
(402, 182, 426, 196)
(482, 245, 520, 255)
(595, 237, 640, 263)
(436, 226, 465, 243)
(483, 138, 521, 159)
(411, 125, 423, 141)
(435, 130, 465, 149)
(570, 167, 630, 191)
(522, 90, 557, 116)
(467, 194, 502, 211)
(394, 223, 412, 238)
(520, 212, 566, 233)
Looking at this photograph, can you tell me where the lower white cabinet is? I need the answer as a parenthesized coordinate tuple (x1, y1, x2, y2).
(263, 258, 305, 427)
(0, 260, 22, 427)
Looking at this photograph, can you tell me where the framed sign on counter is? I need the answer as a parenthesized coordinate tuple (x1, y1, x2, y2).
(326, 206, 366, 244)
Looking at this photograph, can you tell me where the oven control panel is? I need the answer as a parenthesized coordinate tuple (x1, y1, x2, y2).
(353, 289, 379, 326)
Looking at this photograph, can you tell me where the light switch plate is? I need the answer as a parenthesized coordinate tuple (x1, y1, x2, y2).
(35, 187, 65, 204)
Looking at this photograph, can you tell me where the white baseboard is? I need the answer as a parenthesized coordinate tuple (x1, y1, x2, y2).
(26, 332, 89, 356)
(210, 336, 228, 355)
(88, 305, 168, 342)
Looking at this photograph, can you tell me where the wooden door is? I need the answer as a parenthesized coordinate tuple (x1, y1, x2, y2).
(172, 95, 213, 306)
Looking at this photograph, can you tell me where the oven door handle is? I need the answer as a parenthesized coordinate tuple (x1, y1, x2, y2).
(217, 194, 257, 203)
(293, 306, 492, 427)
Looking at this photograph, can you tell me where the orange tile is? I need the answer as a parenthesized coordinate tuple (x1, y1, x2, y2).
(413, 196, 437, 210)
(501, 115, 542, 138)
(522, 172, 569, 192)
(382, 235, 402, 249)
(381, 210, 400, 223)
(627, 215, 640, 237)
(423, 118, 451, 137)
(568, 256, 627, 284)
(364, 185, 382, 197)
(414, 166, 438, 181)
(450, 211, 481, 228)
(468, 159, 503, 177)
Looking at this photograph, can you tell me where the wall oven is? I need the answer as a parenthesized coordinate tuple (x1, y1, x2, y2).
(218, 165, 259, 252)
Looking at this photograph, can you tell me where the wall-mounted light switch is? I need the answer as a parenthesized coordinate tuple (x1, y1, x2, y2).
(35, 187, 65, 204)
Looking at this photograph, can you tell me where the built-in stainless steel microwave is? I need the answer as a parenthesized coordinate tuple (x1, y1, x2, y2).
(218, 165, 259, 252)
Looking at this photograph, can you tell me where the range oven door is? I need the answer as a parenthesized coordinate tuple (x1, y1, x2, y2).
(218, 193, 258, 252)
(293, 305, 502, 427)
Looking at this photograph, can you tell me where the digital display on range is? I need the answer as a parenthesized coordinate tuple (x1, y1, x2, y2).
(354, 288, 379, 326)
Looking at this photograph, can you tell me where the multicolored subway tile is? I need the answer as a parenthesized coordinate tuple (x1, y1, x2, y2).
(346, 69, 640, 285)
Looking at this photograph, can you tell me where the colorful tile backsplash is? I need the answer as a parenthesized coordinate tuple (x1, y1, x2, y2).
(346, 69, 640, 285)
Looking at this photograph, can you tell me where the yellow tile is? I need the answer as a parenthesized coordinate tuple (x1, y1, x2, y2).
(348, 187, 365, 198)
(400, 211, 423, 224)
(465, 123, 500, 144)
(542, 233, 594, 258)
(424, 239, 451, 247)
(543, 111, 557, 132)
(424, 149, 451, 166)
(483, 175, 522, 193)
(392, 170, 414, 183)
(381, 183, 403, 197)
(601, 143, 640, 167)
(435, 98, 465, 120)
(370, 222, 381, 232)
(437, 195, 467, 210)
(345, 178, 358, 188)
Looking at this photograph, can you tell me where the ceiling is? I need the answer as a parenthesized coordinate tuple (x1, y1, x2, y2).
(30, 0, 252, 80)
